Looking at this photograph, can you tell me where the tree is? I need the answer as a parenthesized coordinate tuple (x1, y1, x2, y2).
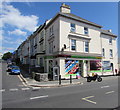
(2, 52, 12, 60)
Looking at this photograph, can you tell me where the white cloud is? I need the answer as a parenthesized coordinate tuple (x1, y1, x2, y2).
(3, 38, 23, 45)
(1, 3, 39, 32)
(8, 29, 27, 36)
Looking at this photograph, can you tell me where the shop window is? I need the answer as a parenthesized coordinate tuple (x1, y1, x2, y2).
(90, 61, 101, 71)
(71, 39, 76, 51)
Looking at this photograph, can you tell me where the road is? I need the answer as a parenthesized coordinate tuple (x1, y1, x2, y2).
(1, 62, 119, 109)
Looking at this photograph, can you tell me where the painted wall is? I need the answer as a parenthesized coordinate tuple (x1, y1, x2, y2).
(59, 16, 101, 54)
(101, 34, 118, 74)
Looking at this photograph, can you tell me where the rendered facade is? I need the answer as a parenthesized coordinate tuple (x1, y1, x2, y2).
(16, 4, 118, 80)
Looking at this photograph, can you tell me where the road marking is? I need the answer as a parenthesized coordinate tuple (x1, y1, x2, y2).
(30, 95, 48, 100)
(9, 88, 18, 91)
(32, 87, 41, 91)
(82, 96, 96, 104)
(0, 89, 5, 92)
(101, 85, 110, 88)
(18, 75, 27, 87)
(21, 88, 30, 91)
(105, 91, 115, 94)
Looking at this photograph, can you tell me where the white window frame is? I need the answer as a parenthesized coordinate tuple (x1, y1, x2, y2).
(84, 27, 88, 35)
(71, 39, 76, 51)
(70, 23, 76, 32)
(110, 49, 113, 58)
(85, 41, 89, 52)
(102, 48, 105, 57)
(109, 38, 112, 44)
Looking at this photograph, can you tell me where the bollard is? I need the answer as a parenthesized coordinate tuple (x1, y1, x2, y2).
(59, 75, 61, 85)
(70, 75, 72, 84)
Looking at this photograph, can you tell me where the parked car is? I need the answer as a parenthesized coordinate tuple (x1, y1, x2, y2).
(9, 66, 21, 75)
(7, 64, 13, 72)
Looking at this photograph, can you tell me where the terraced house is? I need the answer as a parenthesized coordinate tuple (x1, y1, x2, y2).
(16, 4, 118, 80)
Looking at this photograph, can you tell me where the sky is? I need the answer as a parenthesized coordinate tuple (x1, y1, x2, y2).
(0, 2, 119, 57)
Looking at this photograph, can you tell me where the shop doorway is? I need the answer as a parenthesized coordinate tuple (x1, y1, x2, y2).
(79, 60, 83, 77)
(48, 60, 53, 80)
(53, 67, 59, 80)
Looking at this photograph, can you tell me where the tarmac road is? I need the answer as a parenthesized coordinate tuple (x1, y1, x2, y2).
(1, 62, 119, 109)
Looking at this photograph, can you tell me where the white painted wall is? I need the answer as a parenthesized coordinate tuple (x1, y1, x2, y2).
(101, 34, 118, 74)
(45, 18, 60, 55)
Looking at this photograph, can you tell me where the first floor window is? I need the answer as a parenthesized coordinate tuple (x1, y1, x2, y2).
(110, 49, 113, 58)
(102, 48, 105, 57)
(49, 41, 53, 53)
(85, 42, 89, 52)
(71, 39, 76, 50)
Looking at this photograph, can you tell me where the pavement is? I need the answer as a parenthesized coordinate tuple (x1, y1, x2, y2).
(19, 71, 86, 88)
(19, 68, 117, 88)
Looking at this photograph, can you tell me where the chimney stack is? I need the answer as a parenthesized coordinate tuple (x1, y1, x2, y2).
(60, 3, 71, 13)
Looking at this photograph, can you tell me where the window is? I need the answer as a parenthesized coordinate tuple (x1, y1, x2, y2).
(40, 58, 43, 67)
(84, 27, 88, 35)
(49, 41, 53, 53)
(71, 39, 76, 50)
(109, 38, 112, 44)
(49, 26, 54, 36)
(110, 49, 113, 58)
(85, 42, 89, 52)
(102, 48, 105, 57)
(70, 23, 76, 32)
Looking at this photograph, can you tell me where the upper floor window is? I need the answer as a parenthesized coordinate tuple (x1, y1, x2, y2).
(85, 42, 89, 52)
(84, 27, 88, 35)
(110, 49, 113, 58)
(70, 23, 76, 32)
(102, 48, 105, 57)
(71, 39, 76, 51)
(49, 26, 54, 36)
(109, 38, 112, 44)
(49, 41, 53, 53)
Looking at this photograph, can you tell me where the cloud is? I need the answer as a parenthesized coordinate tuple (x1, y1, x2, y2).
(1, 3, 39, 32)
(8, 29, 27, 36)
(1, 47, 16, 54)
(3, 38, 23, 45)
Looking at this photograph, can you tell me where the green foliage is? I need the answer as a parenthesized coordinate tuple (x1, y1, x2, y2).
(2, 52, 12, 60)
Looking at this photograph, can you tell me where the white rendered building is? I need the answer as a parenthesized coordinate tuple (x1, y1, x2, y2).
(18, 4, 118, 80)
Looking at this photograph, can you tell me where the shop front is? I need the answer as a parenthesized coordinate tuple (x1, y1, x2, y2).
(44, 53, 102, 80)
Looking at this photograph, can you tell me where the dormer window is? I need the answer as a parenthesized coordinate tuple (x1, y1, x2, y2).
(70, 23, 76, 32)
(84, 27, 88, 35)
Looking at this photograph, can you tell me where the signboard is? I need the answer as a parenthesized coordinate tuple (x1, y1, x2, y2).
(102, 61, 111, 70)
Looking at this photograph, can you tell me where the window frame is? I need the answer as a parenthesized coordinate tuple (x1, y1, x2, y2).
(70, 23, 76, 32)
(85, 41, 89, 52)
(84, 27, 89, 35)
(109, 38, 112, 45)
(102, 48, 105, 57)
(110, 49, 113, 58)
(71, 39, 76, 51)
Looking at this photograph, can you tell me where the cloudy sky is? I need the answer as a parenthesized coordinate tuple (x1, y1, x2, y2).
(1, 2, 118, 57)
